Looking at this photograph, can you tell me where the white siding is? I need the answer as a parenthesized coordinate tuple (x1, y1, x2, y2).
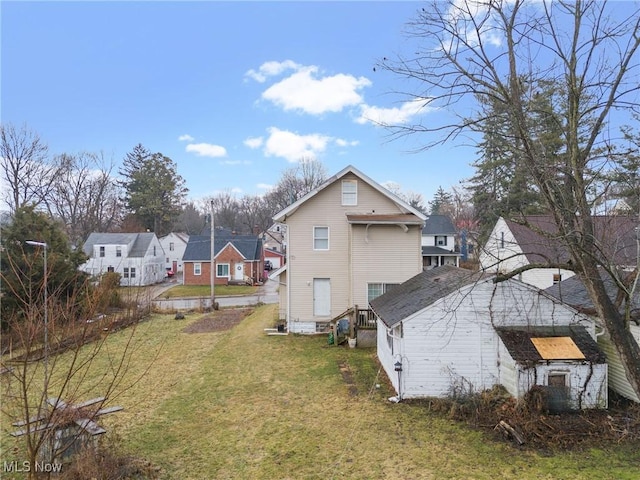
(479, 217, 575, 289)
(598, 324, 640, 403)
(383, 279, 596, 401)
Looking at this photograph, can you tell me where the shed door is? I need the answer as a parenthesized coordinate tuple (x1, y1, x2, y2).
(234, 263, 244, 281)
(313, 278, 331, 316)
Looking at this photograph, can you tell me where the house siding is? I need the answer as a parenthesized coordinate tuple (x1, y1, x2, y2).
(378, 279, 597, 401)
(479, 217, 575, 289)
(284, 171, 422, 333)
(598, 325, 640, 403)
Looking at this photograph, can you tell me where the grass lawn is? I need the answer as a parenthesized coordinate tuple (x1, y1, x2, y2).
(2, 305, 639, 479)
(160, 284, 257, 298)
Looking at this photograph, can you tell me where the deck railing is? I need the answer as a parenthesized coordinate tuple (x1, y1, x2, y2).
(356, 308, 377, 330)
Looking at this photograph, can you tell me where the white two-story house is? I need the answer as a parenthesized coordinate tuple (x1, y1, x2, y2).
(159, 232, 189, 273)
(80, 232, 166, 286)
(421, 214, 460, 269)
(270, 165, 426, 334)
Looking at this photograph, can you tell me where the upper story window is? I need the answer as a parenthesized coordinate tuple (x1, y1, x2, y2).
(99, 246, 105, 257)
(169, 242, 175, 251)
(153, 246, 157, 256)
(313, 226, 329, 250)
(553, 273, 562, 285)
(342, 179, 357, 206)
(435, 236, 447, 246)
(116, 246, 122, 257)
(500, 231, 505, 249)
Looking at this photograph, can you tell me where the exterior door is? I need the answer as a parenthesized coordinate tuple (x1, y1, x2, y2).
(313, 278, 331, 316)
(234, 263, 244, 281)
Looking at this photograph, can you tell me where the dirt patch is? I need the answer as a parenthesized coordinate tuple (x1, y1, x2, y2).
(338, 361, 359, 397)
(182, 308, 254, 334)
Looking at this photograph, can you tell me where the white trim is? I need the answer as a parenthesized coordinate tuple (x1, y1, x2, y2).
(341, 179, 358, 206)
(216, 262, 231, 279)
(313, 226, 330, 251)
(273, 165, 427, 222)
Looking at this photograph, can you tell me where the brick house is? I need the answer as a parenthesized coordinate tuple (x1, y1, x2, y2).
(182, 231, 264, 286)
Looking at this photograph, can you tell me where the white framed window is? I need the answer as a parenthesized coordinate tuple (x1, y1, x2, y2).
(153, 246, 157, 256)
(500, 231, 505, 249)
(313, 226, 329, 250)
(435, 236, 447, 246)
(99, 246, 105, 257)
(342, 179, 357, 206)
(116, 246, 122, 257)
(130, 267, 136, 279)
(217, 263, 230, 278)
(169, 242, 175, 251)
(194, 263, 202, 276)
(123, 267, 129, 278)
(367, 283, 400, 303)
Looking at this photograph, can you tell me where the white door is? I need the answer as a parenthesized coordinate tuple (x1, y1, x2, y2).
(313, 278, 331, 316)
(234, 263, 244, 281)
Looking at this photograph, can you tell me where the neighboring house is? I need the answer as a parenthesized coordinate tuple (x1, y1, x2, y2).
(261, 223, 287, 253)
(80, 232, 165, 286)
(479, 215, 638, 289)
(545, 273, 640, 403)
(271, 165, 426, 334)
(182, 231, 264, 286)
(159, 232, 189, 273)
(264, 247, 285, 270)
(421, 214, 460, 269)
(370, 266, 607, 410)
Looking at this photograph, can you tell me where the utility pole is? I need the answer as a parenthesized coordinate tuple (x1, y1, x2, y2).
(210, 200, 216, 310)
(26, 241, 48, 399)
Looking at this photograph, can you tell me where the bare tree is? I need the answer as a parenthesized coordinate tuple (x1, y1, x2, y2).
(265, 158, 328, 212)
(379, 0, 640, 396)
(1, 123, 60, 213)
(46, 152, 123, 246)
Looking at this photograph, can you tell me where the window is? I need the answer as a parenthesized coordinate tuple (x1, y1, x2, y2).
(217, 263, 230, 278)
(500, 231, 505, 249)
(313, 226, 329, 250)
(123, 267, 129, 278)
(194, 263, 202, 276)
(116, 246, 122, 257)
(169, 242, 175, 251)
(153, 246, 157, 256)
(99, 246, 105, 257)
(553, 273, 562, 285)
(130, 268, 136, 279)
(107, 266, 114, 273)
(548, 373, 567, 388)
(435, 236, 447, 246)
(342, 179, 357, 206)
(367, 283, 400, 303)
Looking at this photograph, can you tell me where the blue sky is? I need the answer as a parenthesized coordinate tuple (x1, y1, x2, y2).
(2, 1, 479, 204)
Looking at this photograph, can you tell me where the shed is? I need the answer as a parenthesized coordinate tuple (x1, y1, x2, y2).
(370, 266, 607, 408)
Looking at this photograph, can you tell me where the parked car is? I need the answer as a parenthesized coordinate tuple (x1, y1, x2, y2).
(264, 260, 273, 271)
(166, 268, 175, 278)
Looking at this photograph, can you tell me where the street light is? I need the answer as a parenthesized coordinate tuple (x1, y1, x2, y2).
(26, 240, 48, 396)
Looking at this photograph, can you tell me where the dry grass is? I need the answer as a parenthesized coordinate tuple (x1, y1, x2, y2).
(3, 305, 640, 479)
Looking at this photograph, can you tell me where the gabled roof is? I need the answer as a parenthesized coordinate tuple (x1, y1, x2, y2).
(273, 165, 427, 223)
(496, 326, 605, 364)
(182, 234, 262, 262)
(503, 215, 638, 266)
(160, 232, 189, 243)
(422, 215, 457, 235)
(544, 271, 640, 320)
(82, 232, 157, 258)
(370, 265, 488, 328)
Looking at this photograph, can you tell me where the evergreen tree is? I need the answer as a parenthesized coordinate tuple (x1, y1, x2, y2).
(120, 145, 188, 235)
(428, 186, 453, 215)
(0, 206, 89, 330)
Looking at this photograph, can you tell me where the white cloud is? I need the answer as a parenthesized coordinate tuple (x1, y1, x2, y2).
(178, 134, 194, 142)
(264, 127, 331, 163)
(244, 136, 264, 149)
(335, 138, 359, 148)
(219, 160, 251, 166)
(186, 143, 227, 158)
(256, 183, 273, 190)
(356, 99, 433, 126)
(245, 60, 301, 83)
(261, 65, 371, 115)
